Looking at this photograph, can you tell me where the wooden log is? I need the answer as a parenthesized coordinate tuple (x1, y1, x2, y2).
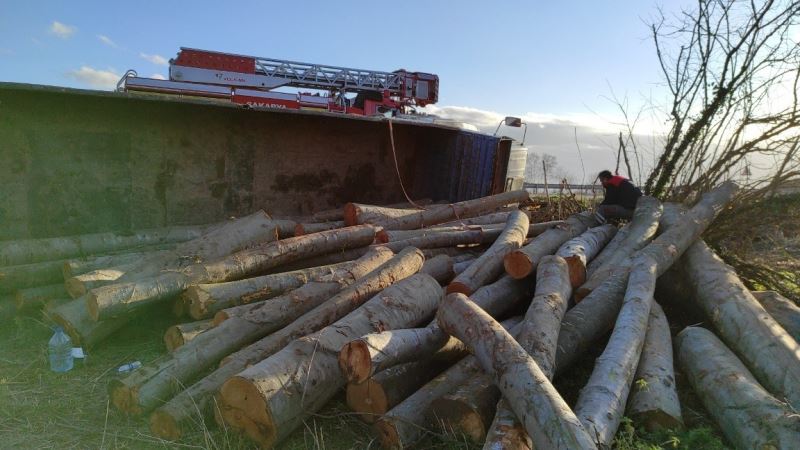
(61, 247, 167, 279)
(275, 246, 371, 272)
(354, 190, 531, 230)
(0, 259, 67, 294)
(217, 271, 442, 447)
(437, 293, 596, 449)
(436, 211, 514, 227)
(339, 274, 534, 384)
(626, 302, 683, 431)
(346, 346, 465, 423)
(751, 290, 800, 341)
(447, 210, 529, 295)
(682, 240, 800, 408)
(47, 296, 131, 349)
(504, 212, 595, 279)
(484, 254, 572, 449)
(88, 225, 377, 321)
(376, 225, 482, 244)
(585, 224, 630, 277)
(573, 255, 658, 447)
(554, 182, 737, 375)
(575, 196, 662, 300)
(418, 254, 454, 284)
(182, 261, 352, 320)
(15, 284, 69, 312)
(319, 199, 432, 223)
(430, 374, 501, 443)
(111, 247, 394, 416)
(452, 258, 476, 275)
(0, 225, 207, 266)
(380, 229, 484, 253)
(676, 327, 800, 449)
(163, 319, 213, 352)
(294, 221, 345, 236)
(373, 317, 522, 449)
(148, 247, 420, 440)
(344, 204, 432, 226)
(555, 224, 617, 289)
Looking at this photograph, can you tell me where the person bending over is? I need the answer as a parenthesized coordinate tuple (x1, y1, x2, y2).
(596, 170, 642, 222)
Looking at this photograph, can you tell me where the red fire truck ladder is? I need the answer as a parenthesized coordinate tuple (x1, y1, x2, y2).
(119, 48, 438, 115)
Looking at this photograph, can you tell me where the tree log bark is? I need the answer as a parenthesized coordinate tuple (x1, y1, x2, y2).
(626, 302, 683, 431)
(676, 326, 800, 449)
(217, 271, 442, 447)
(447, 210, 529, 295)
(62, 246, 173, 278)
(418, 254, 454, 284)
(437, 294, 596, 450)
(573, 255, 657, 447)
(555, 224, 618, 289)
(163, 319, 213, 352)
(682, 240, 800, 408)
(111, 247, 394, 416)
(182, 261, 352, 320)
(339, 275, 534, 384)
(504, 212, 595, 279)
(88, 225, 376, 321)
(430, 374, 501, 443)
(47, 296, 131, 349)
(0, 225, 207, 266)
(357, 191, 530, 230)
(554, 182, 737, 374)
(0, 259, 68, 294)
(294, 221, 345, 236)
(373, 317, 521, 449)
(751, 290, 800, 341)
(148, 247, 421, 440)
(576, 196, 662, 300)
(15, 284, 69, 312)
(380, 229, 485, 252)
(585, 224, 630, 277)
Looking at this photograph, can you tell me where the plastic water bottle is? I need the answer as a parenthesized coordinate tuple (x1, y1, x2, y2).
(48, 326, 74, 373)
(117, 361, 142, 373)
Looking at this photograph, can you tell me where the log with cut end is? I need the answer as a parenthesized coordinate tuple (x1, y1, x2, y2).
(554, 182, 737, 374)
(682, 240, 800, 408)
(677, 326, 800, 449)
(356, 190, 530, 230)
(751, 290, 800, 341)
(430, 374, 500, 443)
(344, 204, 431, 226)
(436, 293, 596, 450)
(15, 284, 69, 312)
(555, 224, 617, 288)
(216, 271, 442, 447)
(447, 210, 529, 295)
(346, 348, 463, 423)
(573, 255, 657, 447)
(585, 224, 630, 277)
(374, 317, 522, 449)
(47, 296, 132, 349)
(0, 259, 67, 294)
(626, 302, 682, 431)
(484, 254, 572, 450)
(576, 196, 662, 300)
(88, 225, 377, 321)
(148, 248, 420, 439)
(0, 225, 207, 267)
(294, 221, 345, 236)
(163, 319, 213, 352)
(182, 261, 352, 320)
(339, 275, 533, 384)
(111, 247, 395, 417)
(504, 211, 595, 279)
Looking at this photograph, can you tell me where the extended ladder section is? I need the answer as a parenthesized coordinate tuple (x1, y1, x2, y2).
(120, 48, 438, 115)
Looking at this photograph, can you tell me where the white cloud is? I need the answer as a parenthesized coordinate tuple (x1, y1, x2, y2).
(49, 21, 77, 39)
(140, 53, 168, 66)
(97, 34, 117, 48)
(66, 66, 120, 90)
(151, 73, 166, 80)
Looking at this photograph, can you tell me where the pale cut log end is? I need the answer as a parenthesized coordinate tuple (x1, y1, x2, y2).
(214, 392, 272, 446)
(64, 278, 87, 299)
(374, 418, 402, 450)
(149, 410, 181, 441)
(429, 398, 486, 443)
(49, 309, 82, 347)
(212, 310, 229, 327)
(339, 339, 374, 383)
(218, 376, 276, 447)
(484, 425, 532, 450)
(343, 203, 359, 226)
(163, 326, 184, 353)
(185, 288, 212, 320)
(109, 380, 131, 413)
(563, 255, 587, 289)
(86, 295, 101, 322)
(631, 410, 684, 432)
(503, 251, 533, 280)
(346, 380, 388, 423)
(375, 229, 390, 244)
(445, 281, 472, 296)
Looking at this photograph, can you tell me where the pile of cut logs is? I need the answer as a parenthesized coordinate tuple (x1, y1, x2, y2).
(3, 184, 800, 449)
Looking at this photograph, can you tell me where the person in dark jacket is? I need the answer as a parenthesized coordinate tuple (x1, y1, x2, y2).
(596, 170, 642, 222)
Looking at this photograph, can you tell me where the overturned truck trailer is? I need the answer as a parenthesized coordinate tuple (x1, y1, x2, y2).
(0, 83, 513, 240)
